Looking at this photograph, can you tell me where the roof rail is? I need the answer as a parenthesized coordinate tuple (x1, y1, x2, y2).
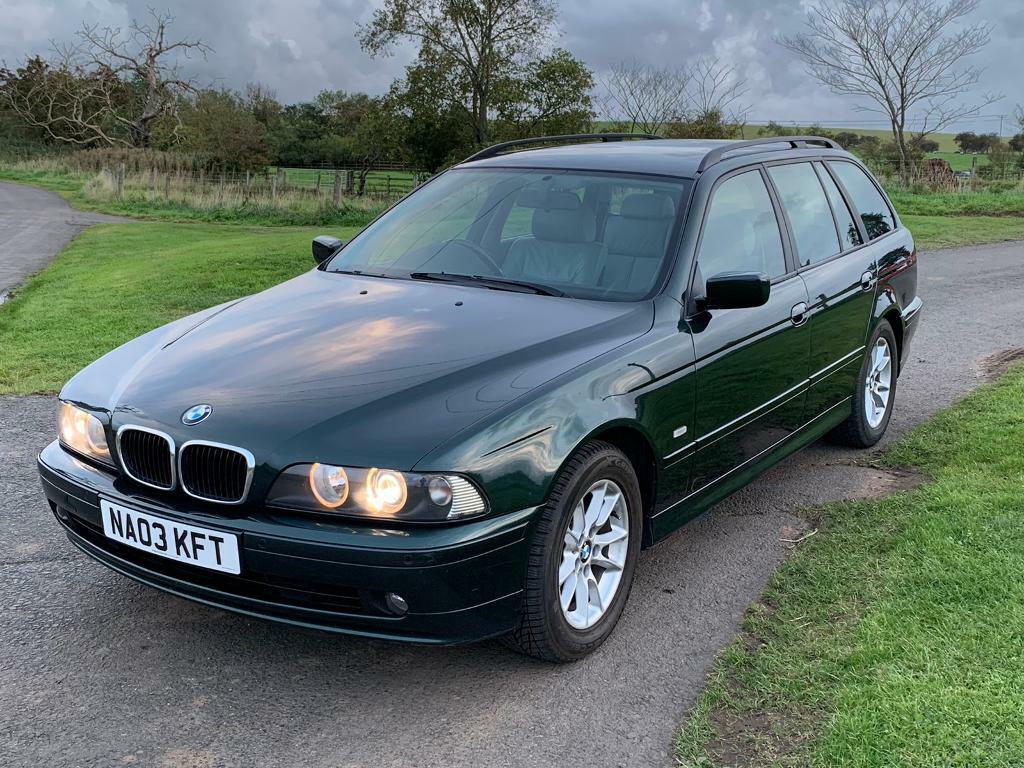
(696, 136, 841, 173)
(463, 133, 661, 164)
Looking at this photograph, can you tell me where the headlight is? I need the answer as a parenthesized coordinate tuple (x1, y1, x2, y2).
(58, 401, 112, 465)
(267, 464, 487, 522)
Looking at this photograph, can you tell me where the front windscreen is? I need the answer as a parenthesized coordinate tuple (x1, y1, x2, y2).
(326, 167, 691, 301)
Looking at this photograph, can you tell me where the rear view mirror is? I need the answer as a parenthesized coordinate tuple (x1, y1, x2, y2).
(704, 271, 770, 310)
(312, 235, 344, 264)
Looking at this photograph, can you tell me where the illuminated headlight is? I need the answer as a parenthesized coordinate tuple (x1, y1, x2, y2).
(267, 464, 487, 522)
(58, 401, 112, 465)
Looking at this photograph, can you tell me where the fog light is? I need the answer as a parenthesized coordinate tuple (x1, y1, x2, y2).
(385, 592, 409, 615)
(427, 476, 453, 506)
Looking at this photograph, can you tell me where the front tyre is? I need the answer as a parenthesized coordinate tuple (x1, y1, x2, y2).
(828, 320, 898, 448)
(505, 441, 642, 662)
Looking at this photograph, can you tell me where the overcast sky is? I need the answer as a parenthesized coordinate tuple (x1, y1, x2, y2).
(1, 0, 1020, 134)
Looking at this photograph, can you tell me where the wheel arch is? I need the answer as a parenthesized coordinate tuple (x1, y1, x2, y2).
(581, 422, 659, 547)
(873, 289, 906, 375)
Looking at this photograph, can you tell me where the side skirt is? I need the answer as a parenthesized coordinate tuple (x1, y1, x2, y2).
(648, 396, 852, 543)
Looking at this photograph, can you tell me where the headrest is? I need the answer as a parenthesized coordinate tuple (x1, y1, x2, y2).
(516, 188, 582, 211)
(620, 193, 675, 219)
(532, 206, 597, 242)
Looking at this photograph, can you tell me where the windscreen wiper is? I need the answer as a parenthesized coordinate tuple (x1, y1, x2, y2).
(409, 272, 567, 297)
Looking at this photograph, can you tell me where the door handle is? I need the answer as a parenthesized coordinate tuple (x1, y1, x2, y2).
(861, 270, 877, 291)
(790, 302, 808, 326)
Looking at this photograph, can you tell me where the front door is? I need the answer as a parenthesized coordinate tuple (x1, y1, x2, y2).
(686, 168, 811, 495)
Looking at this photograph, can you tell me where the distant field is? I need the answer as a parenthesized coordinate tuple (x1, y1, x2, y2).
(741, 125, 962, 151)
(924, 150, 990, 171)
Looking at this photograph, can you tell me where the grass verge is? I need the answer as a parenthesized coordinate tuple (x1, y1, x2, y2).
(674, 364, 1024, 767)
(0, 167, 385, 227)
(890, 191, 1024, 217)
(0, 222, 359, 394)
(901, 214, 1024, 249)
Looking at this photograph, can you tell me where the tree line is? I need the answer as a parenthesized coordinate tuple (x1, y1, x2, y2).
(1, 0, 1018, 183)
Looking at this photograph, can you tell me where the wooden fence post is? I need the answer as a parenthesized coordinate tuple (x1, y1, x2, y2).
(115, 163, 125, 200)
(271, 174, 278, 203)
(333, 170, 343, 206)
(315, 172, 321, 197)
(164, 173, 171, 199)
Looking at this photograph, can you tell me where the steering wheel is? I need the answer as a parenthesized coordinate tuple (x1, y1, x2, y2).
(444, 239, 503, 276)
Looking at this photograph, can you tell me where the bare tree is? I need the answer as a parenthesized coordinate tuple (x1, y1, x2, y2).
(0, 10, 209, 148)
(600, 59, 689, 135)
(686, 57, 749, 125)
(359, 0, 558, 145)
(780, 0, 997, 178)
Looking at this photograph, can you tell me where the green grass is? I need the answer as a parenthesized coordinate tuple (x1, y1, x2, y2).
(675, 365, 1024, 767)
(0, 222, 358, 394)
(901, 215, 1024, 249)
(891, 191, 1024, 217)
(924, 151, 989, 171)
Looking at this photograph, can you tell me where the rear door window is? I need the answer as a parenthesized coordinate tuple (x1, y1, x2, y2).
(827, 161, 895, 240)
(767, 162, 841, 267)
(698, 170, 787, 279)
(814, 162, 863, 250)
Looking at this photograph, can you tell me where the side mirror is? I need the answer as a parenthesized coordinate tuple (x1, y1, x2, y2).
(312, 235, 344, 264)
(704, 271, 771, 310)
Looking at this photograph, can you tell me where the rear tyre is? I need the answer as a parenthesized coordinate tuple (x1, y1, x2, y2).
(828, 320, 897, 448)
(504, 440, 642, 663)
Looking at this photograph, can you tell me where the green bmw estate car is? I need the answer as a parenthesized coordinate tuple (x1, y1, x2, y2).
(39, 134, 921, 661)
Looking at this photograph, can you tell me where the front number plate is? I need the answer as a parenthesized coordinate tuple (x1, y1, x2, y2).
(99, 499, 241, 575)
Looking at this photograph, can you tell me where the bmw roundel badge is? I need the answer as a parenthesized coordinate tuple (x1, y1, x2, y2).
(181, 404, 213, 426)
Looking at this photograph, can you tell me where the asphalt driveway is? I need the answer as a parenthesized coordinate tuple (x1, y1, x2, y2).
(2, 217, 1023, 765)
(0, 181, 127, 301)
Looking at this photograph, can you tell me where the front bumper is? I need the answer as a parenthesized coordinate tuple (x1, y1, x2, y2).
(38, 440, 536, 644)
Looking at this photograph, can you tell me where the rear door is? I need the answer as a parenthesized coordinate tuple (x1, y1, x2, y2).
(687, 167, 811, 495)
(765, 160, 875, 417)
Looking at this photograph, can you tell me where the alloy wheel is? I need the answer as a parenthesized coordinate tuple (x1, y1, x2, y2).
(864, 337, 893, 429)
(557, 479, 630, 630)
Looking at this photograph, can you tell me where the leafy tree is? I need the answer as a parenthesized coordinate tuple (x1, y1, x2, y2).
(388, 48, 476, 170)
(663, 109, 742, 139)
(1009, 134, 1024, 153)
(175, 89, 269, 171)
(359, 0, 558, 145)
(954, 130, 979, 152)
(342, 97, 404, 194)
(491, 48, 594, 139)
(910, 136, 940, 153)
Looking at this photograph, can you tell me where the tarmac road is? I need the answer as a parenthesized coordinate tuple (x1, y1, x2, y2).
(1, 180, 1022, 767)
(0, 181, 127, 302)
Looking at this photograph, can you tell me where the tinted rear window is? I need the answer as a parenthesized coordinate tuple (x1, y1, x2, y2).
(767, 162, 840, 267)
(827, 161, 894, 240)
(814, 162, 863, 250)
